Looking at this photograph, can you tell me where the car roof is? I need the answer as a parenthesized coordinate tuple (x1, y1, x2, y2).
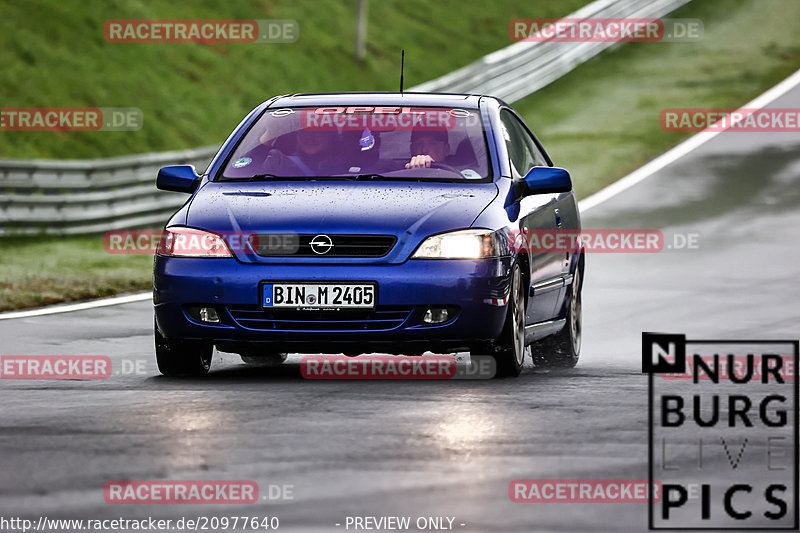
(269, 92, 493, 109)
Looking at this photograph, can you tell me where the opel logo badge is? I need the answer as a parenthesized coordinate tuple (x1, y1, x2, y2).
(309, 234, 334, 255)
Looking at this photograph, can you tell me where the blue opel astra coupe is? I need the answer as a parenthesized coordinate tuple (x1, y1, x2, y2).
(153, 93, 584, 377)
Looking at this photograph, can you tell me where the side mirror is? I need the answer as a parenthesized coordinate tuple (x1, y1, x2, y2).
(157, 165, 201, 193)
(521, 166, 572, 195)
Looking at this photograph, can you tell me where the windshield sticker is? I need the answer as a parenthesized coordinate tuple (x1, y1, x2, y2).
(360, 128, 375, 152)
(460, 169, 482, 179)
(233, 157, 252, 168)
(449, 109, 472, 118)
(270, 108, 295, 117)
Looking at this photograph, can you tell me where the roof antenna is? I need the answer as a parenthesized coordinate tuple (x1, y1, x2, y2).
(400, 49, 405, 94)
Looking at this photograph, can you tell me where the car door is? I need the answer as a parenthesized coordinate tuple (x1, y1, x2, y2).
(514, 113, 581, 319)
(499, 109, 562, 323)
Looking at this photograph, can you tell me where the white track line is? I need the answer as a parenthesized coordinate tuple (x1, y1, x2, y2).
(0, 292, 151, 320)
(578, 67, 800, 213)
(2, 68, 800, 321)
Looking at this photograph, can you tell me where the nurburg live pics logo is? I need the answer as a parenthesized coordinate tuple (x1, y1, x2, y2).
(643, 332, 799, 530)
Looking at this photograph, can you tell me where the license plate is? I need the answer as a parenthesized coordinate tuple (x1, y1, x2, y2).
(261, 283, 376, 309)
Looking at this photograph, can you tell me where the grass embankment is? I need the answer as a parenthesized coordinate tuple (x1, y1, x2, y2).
(2, 0, 800, 311)
(0, 0, 585, 311)
(0, 0, 586, 159)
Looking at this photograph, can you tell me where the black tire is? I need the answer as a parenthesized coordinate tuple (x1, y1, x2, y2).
(533, 265, 582, 368)
(154, 320, 213, 376)
(475, 264, 526, 378)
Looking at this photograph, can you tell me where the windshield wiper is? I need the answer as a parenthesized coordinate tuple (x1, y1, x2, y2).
(233, 173, 434, 182)
(353, 174, 390, 180)
(246, 173, 282, 181)
(353, 174, 428, 182)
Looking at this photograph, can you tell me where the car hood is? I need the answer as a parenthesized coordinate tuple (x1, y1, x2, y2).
(184, 180, 498, 263)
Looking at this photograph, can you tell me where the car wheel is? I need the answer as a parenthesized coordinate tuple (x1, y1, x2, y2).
(154, 319, 213, 376)
(240, 353, 288, 367)
(533, 266, 582, 368)
(491, 264, 527, 377)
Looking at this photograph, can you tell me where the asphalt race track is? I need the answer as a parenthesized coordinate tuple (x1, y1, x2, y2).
(1, 82, 798, 532)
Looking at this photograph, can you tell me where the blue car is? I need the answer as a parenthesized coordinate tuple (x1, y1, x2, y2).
(153, 93, 584, 377)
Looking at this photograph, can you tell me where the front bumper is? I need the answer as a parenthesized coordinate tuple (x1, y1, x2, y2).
(153, 256, 513, 353)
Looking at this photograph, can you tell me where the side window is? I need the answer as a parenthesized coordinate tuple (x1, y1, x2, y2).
(499, 111, 525, 175)
(522, 125, 549, 167)
(500, 109, 537, 177)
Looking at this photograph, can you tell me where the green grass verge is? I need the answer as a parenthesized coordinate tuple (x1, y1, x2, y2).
(0, 235, 153, 311)
(2, 0, 800, 311)
(0, 0, 586, 159)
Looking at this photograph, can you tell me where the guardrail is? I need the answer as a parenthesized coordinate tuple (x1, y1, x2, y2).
(0, 146, 219, 234)
(0, 0, 691, 235)
(410, 0, 691, 101)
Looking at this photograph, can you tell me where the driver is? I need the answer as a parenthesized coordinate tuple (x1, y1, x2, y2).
(405, 130, 450, 169)
(289, 130, 338, 174)
(261, 129, 344, 176)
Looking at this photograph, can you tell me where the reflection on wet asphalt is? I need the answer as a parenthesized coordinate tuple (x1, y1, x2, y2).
(1, 87, 799, 531)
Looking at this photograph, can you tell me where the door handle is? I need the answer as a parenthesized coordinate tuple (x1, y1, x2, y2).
(554, 208, 567, 263)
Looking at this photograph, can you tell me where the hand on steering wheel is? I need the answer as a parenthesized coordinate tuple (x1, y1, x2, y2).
(405, 155, 460, 174)
(405, 154, 436, 169)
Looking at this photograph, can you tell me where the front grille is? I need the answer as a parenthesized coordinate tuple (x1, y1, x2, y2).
(250, 234, 396, 257)
(227, 305, 413, 331)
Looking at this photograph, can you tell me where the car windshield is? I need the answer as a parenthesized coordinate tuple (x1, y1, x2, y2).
(219, 106, 490, 181)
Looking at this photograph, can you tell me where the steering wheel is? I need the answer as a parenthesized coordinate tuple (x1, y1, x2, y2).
(428, 161, 462, 174)
(402, 160, 462, 175)
(264, 149, 312, 177)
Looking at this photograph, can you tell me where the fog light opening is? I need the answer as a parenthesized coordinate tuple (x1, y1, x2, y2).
(423, 307, 450, 324)
(199, 307, 220, 324)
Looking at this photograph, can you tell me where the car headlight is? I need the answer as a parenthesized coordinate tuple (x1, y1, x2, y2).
(411, 229, 499, 259)
(156, 227, 234, 258)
